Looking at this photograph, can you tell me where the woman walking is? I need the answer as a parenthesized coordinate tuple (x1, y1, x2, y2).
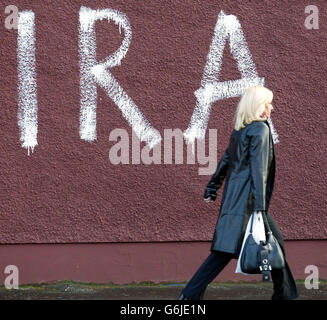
(178, 85, 299, 300)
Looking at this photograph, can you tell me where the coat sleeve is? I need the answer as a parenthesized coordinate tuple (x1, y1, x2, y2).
(248, 124, 270, 211)
(203, 148, 229, 201)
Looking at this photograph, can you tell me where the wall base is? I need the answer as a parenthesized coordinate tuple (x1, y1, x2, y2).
(0, 241, 326, 285)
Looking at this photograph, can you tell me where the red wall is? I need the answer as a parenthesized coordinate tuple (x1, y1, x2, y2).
(0, 241, 326, 285)
(0, 0, 326, 283)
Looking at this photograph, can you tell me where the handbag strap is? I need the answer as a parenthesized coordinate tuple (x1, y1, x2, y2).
(249, 212, 255, 234)
(249, 211, 272, 235)
(261, 211, 272, 234)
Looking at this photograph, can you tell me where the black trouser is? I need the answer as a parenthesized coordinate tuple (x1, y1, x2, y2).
(180, 212, 299, 300)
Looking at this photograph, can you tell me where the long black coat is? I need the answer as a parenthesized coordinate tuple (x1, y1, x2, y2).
(204, 119, 275, 257)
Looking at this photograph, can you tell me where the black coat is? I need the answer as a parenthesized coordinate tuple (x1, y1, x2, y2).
(204, 119, 276, 257)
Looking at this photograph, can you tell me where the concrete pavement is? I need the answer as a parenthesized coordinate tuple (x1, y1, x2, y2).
(0, 280, 326, 300)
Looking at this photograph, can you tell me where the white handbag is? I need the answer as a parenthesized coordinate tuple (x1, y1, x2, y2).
(235, 211, 266, 275)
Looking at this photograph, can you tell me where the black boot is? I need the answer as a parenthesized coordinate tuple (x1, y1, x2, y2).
(178, 293, 187, 300)
(178, 289, 205, 300)
(198, 289, 205, 300)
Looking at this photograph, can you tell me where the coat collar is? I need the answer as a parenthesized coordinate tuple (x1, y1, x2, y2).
(265, 118, 279, 145)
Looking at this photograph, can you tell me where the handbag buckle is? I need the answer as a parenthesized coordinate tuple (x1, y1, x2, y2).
(262, 272, 270, 282)
(259, 265, 272, 271)
(259, 249, 272, 281)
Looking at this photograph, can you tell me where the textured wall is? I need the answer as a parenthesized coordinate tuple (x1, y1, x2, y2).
(0, 0, 326, 244)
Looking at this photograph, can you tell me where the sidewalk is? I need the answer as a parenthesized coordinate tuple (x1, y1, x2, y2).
(0, 280, 326, 300)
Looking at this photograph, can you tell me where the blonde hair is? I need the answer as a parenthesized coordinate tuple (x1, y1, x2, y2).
(233, 85, 273, 131)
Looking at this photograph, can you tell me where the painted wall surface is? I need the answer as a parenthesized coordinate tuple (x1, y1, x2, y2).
(0, 0, 327, 246)
(1, 241, 326, 285)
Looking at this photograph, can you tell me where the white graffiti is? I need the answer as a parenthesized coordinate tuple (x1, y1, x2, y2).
(17, 10, 38, 156)
(14, 7, 277, 155)
(78, 6, 161, 149)
(266, 117, 279, 144)
(183, 10, 278, 152)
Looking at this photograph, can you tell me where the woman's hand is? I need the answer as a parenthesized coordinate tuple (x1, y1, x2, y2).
(204, 197, 214, 203)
